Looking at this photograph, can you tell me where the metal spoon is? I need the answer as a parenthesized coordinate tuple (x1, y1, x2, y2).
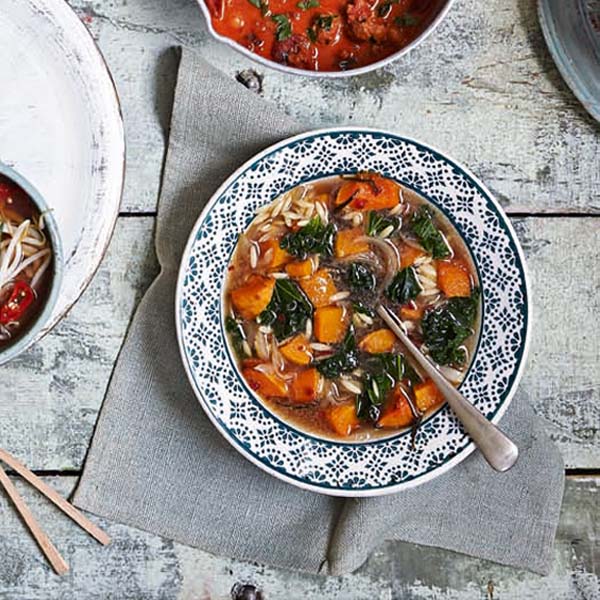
(377, 305, 519, 472)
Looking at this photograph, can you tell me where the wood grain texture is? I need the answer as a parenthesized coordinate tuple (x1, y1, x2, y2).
(0, 476, 596, 598)
(67, 0, 600, 214)
(1, 216, 598, 471)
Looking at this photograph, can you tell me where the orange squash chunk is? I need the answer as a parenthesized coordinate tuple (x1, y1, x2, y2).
(243, 368, 288, 398)
(414, 379, 445, 413)
(334, 176, 399, 212)
(299, 269, 337, 307)
(314, 306, 347, 343)
(399, 242, 426, 268)
(230, 275, 275, 319)
(335, 228, 369, 258)
(260, 239, 290, 269)
(326, 404, 360, 436)
(359, 329, 397, 354)
(378, 387, 414, 428)
(280, 335, 313, 366)
(285, 258, 315, 278)
(437, 260, 471, 298)
(290, 368, 321, 404)
(400, 304, 424, 321)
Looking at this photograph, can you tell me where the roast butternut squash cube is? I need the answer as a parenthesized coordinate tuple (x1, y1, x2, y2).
(290, 368, 321, 404)
(326, 404, 360, 436)
(243, 367, 288, 398)
(230, 275, 275, 319)
(314, 306, 346, 343)
(358, 329, 396, 354)
(299, 269, 337, 308)
(280, 334, 313, 366)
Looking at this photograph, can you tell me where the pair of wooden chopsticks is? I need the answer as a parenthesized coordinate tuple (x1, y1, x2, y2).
(0, 448, 110, 575)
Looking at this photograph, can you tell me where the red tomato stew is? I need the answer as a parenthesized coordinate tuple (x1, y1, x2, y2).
(205, 0, 445, 72)
(0, 175, 53, 348)
(225, 174, 480, 440)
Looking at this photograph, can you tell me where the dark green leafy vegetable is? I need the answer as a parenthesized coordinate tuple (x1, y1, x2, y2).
(248, 0, 269, 15)
(279, 216, 335, 260)
(271, 14, 292, 41)
(386, 267, 421, 304)
(226, 316, 247, 358)
(421, 289, 479, 366)
(259, 279, 313, 341)
(410, 206, 450, 259)
(356, 353, 412, 419)
(316, 328, 358, 379)
(366, 210, 400, 237)
(352, 301, 375, 317)
(347, 263, 376, 291)
(297, 0, 319, 8)
(314, 14, 336, 29)
(395, 12, 420, 26)
(307, 14, 337, 41)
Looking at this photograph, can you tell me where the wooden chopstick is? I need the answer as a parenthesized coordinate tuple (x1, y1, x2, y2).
(0, 448, 110, 546)
(0, 464, 69, 575)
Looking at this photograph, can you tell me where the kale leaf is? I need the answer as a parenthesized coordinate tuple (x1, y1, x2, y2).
(410, 206, 451, 259)
(347, 263, 376, 291)
(259, 279, 313, 341)
(225, 316, 247, 358)
(356, 353, 417, 420)
(316, 328, 359, 379)
(421, 289, 480, 366)
(386, 266, 421, 304)
(366, 210, 400, 237)
(279, 216, 335, 260)
(352, 301, 375, 317)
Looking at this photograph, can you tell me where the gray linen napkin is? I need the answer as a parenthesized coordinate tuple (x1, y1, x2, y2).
(74, 47, 565, 575)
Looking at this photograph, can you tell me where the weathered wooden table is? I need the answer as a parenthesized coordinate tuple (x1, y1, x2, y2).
(1, 0, 598, 597)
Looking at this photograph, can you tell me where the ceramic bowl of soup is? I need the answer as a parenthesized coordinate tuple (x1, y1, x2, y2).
(176, 128, 530, 496)
(0, 163, 63, 366)
(198, 0, 454, 76)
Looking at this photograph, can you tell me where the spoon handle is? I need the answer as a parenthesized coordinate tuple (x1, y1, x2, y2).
(377, 305, 519, 472)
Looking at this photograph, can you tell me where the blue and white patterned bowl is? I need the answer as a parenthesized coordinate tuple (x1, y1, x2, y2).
(175, 129, 530, 497)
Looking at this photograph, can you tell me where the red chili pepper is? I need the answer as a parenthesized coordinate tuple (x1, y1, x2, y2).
(0, 281, 35, 324)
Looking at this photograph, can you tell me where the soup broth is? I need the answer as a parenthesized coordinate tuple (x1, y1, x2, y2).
(0, 175, 53, 349)
(225, 173, 480, 440)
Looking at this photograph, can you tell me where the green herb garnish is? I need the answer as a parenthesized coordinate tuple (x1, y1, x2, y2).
(316, 328, 359, 379)
(395, 12, 420, 26)
(366, 210, 400, 237)
(421, 289, 479, 366)
(259, 279, 313, 340)
(347, 263, 376, 291)
(386, 266, 421, 304)
(297, 0, 319, 9)
(279, 215, 335, 259)
(248, 0, 270, 15)
(410, 206, 450, 259)
(272, 14, 292, 41)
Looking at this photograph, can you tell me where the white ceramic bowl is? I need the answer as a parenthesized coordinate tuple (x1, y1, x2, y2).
(196, 0, 456, 77)
(0, 163, 63, 366)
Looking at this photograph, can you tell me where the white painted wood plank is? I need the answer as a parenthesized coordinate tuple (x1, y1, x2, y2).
(67, 0, 600, 214)
(1, 216, 598, 470)
(0, 476, 596, 599)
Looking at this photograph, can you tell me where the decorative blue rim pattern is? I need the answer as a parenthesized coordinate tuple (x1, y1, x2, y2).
(175, 129, 530, 497)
